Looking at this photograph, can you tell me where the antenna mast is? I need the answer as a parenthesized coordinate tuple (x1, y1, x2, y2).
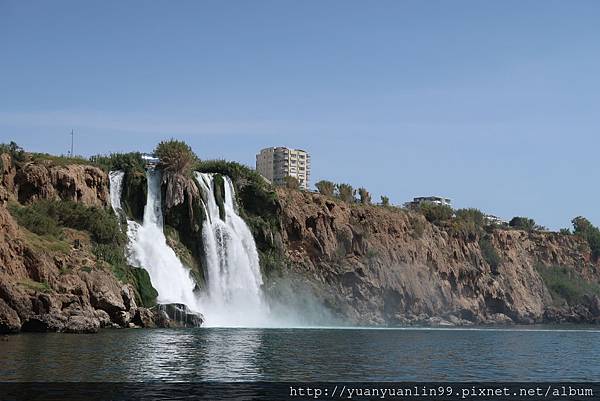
(70, 130, 74, 156)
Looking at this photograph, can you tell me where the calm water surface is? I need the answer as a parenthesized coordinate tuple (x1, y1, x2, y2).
(1, 327, 599, 381)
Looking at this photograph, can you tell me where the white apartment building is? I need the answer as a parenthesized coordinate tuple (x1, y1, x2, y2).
(405, 196, 452, 209)
(256, 147, 311, 190)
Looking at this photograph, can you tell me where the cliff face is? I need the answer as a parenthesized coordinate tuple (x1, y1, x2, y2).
(2, 154, 599, 332)
(275, 189, 600, 325)
(0, 156, 152, 333)
(1, 154, 109, 207)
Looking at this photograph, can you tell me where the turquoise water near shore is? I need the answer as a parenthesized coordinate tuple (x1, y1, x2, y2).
(1, 326, 599, 381)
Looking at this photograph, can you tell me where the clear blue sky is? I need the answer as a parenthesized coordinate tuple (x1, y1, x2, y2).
(1, 0, 599, 230)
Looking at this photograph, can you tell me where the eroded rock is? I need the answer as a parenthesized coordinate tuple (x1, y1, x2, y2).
(0, 298, 21, 333)
(152, 303, 203, 328)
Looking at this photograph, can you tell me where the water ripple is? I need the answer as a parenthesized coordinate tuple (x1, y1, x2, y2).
(1, 327, 599, 381)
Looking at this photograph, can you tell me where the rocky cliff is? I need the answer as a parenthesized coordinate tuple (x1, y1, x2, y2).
(274, 188, 600, 325)
(0, 155, 185, 333)
(2, 154, 599, 333)
(1, 153, 109, 206)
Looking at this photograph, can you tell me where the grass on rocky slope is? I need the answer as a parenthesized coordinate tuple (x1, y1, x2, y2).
(19, 278, 53, 293)
(8, 199, 157, 307)
(536, 264, 600, 306)
(9, 200, 124, 244)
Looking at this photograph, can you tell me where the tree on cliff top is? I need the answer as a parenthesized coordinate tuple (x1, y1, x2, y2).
(0, 141, 26, 163)
(419, 203, 453, 224)
(315, 180, 335, 197)
(336, 183, 356, 203)
(89, 152, 145, 173)
(452, 208, 486, 239)
(509, 216, 537, 231)
(155, 139, 198, 176)
(358, 187, 371, 205)
(572, 216, 600, 260)
(380, 195, 390, 207)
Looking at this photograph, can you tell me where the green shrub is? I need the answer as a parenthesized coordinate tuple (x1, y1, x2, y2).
(509, 216, 537, 231)
(455, 208, 485, 226)
(452, 208, 486, 239)
(93, 243, 127, 267)
(358, 188, 371, 205)
(479, 236, 501, 273)
(380, 196, 390, 207)
(19, 278, 52, 293)
(419, 203, 453, 224)
(197, 159, 266, 187)
(10, 200, 124, 245)
(315, 180, 335, 196)
(8, 202, 62, 238)
(336, 183, 355, 203)
(89, 152, 145, 173)
(536, 264, 600, 305)
(29, 153, 89, 166)
(46, 201, 124, 244)
(572, 216, 600, 261)
(0, 141, 27, 163)
(155, 139, 198, 175)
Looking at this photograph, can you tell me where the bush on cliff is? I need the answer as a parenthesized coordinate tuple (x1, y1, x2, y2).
(571, 216, 600, 261)
(0, 141, 27, 164)
(452, 208, 486, 239)
(336, 183, 356, 203)
(29, 153, 90, 167)
(419, 203, 453, 224)
(89, 152, 145, 173)
(358, 188, 371, 205)
(9, 199, 157, 307)
(536, 264, 600, 306)
(1, 141, 89, 167)
(8, 202, 62, 238)
(155, 139, 198, 176)
(10, 200, 124, 244)
(509, 216, 537, 231)
(479, 236, 501, 274)
(315, 180, 335, 197)
(455, 208, 485, 227)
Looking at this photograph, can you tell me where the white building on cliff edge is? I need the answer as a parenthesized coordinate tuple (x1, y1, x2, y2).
(256, 147, 311, 190)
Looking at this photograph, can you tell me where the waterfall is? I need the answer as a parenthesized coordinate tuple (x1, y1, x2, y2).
(109, 169, 275, 327)
(109, 170, 201, 312)
(195, 172, 269, 327)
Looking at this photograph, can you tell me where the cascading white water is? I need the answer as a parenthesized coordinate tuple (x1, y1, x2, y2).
(109, 171, 140, 262)
(195, 172, 269, 327)
(109, 169, 317, 327)
(109, 169, 201, 312)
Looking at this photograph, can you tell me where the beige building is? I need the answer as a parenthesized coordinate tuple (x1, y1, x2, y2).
(256, 147, 311, 190)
